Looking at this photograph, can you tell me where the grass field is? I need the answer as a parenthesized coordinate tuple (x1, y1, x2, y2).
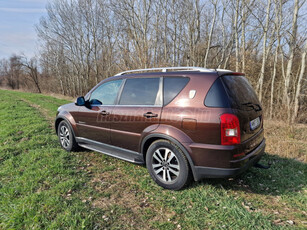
(0, 89, 306, 229)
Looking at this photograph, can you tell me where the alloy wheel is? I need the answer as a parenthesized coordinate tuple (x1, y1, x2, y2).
(152, 147, 180, 183)
(59, 125, 70, 148)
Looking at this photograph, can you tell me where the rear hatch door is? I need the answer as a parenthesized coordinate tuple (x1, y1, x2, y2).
(221, 74, 263, 145)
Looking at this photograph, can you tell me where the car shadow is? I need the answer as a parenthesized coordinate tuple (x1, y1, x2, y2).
(75, 145, 306, 196)
(193, 153, 306, 196)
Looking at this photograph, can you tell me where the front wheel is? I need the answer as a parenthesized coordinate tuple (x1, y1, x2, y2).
(57, 120, 78, 151)
(146, 140, 191, 190)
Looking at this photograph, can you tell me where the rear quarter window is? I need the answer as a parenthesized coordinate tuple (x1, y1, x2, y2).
(163, 77, 189, 105)
(204, 78, 230, 108)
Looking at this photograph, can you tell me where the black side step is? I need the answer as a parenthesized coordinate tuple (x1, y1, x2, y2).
(76, 137, 144, 164)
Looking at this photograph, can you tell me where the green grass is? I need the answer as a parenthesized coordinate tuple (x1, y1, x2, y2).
(0, 91, 100, 229)
(0, 89, 306, 229)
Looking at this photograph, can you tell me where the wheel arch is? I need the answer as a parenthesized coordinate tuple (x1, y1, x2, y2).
(141, 134, 197, 181)
(55, 114, 77, 138)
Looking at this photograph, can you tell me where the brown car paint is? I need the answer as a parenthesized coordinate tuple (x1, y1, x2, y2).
(110, 106, 162, 151)
(75, 105, 113, 144)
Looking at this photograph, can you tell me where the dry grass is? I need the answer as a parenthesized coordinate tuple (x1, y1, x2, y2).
(265, 120, 307, 163)
(46, 92, 75, 102)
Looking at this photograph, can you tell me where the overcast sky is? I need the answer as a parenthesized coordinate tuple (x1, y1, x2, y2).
(0, 0, 48, 59)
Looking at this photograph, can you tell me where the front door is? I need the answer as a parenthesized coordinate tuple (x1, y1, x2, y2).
(74, 79, 123, 144)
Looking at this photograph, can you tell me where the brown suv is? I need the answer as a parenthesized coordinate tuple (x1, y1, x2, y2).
(55, 67, 265, 190)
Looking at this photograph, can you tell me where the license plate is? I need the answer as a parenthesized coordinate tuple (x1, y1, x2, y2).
(250, 117, 261, 131)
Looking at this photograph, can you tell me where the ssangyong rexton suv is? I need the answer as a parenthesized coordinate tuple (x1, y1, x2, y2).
(55, 67, 265, 190)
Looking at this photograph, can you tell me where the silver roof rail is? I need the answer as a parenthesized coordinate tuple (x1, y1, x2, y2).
(115, 66, 219, 76)
(215, 68, 233, 72)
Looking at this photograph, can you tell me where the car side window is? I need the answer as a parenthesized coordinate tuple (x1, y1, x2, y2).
(119, 78, 160, 105)
(204, 78, 230, 108)
(163, 77, 189, 105)
(89, 79, 123, 105)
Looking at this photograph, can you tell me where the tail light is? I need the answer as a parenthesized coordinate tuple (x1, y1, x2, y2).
(220, 114, 240, 145)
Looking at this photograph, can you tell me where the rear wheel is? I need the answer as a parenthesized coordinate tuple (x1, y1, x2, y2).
(57, 120, 78, 151)
(146, 140, 191, 190)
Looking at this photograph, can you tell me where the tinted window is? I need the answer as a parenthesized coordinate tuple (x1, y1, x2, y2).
(90, 80, 123, 105)
(221, 75, 260, 109)
(119, 78, 160, 105)
(163, 77, 189, 105)
(204, 78, 230, 108)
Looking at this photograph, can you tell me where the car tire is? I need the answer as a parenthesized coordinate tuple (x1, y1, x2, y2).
(57, 120, 78, 151)
(146, 139, 191, 190)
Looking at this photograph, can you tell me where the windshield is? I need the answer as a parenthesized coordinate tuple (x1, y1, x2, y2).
(221, 75, 261, 110)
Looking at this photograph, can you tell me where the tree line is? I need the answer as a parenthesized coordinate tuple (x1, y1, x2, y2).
(0, 0, 306, 123)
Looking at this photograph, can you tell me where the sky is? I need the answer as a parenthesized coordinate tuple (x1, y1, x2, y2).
(0, 0, 48, 59)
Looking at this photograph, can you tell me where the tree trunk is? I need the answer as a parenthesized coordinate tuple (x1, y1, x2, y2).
(204, 0, 217, 67)
(284, 0, 299, 123)
(292, 41, 307, 122)
(241, 0, 247, 73)
(270, 0, 282, 119)
(234, 0, 240, 72)
(257, 0, 271, 102)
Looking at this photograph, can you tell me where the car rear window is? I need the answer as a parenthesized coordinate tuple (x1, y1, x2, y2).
(204, 78, 230, 108)
(221, 75, 260, 109)
(163, 77, 189, 105)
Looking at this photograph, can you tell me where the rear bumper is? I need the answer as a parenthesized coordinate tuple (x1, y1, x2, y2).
(193, 139, 265, 181)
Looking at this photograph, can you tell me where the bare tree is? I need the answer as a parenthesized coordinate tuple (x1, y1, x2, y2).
(1, 55, 23, 90)
(234, 0, 240, 72)
(20, 56, 42, 93)
(28, 0, 307, 122)
(292, 40, 307, 122)
(284, 0, 300, 122)
(256, 0, 272, 102)
(270, 0, 283, 119)
(204, 0, 218, 67)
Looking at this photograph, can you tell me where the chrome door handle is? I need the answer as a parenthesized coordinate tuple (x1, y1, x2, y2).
(101, 110, 110, 115)
(143, 112, 158, 118)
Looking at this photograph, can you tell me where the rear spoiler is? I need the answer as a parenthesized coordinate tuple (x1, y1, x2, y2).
(217, 71, 245, 77)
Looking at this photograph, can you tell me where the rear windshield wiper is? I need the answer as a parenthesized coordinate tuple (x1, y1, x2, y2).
(241, 102, 262, 111)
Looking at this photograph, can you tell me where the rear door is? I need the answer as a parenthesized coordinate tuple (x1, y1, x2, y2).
(221, 75, 263, 144)
(109, 77, 162, 152)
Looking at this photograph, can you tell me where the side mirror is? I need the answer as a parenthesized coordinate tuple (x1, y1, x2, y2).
(89, 99, 103, 105)
(75, 96, 85, 106)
